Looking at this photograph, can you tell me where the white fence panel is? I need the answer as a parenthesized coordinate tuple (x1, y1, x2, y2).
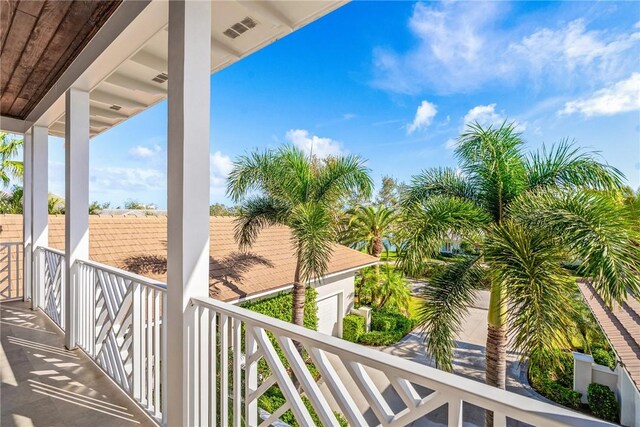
(39, 246, 65, 328)
(0, 241, 23, 301)
(76, 260, 166, 423)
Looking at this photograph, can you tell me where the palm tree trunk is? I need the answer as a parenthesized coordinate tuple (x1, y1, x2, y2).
(485, 282, 507, 427)
(292, 255, 305, 327)
(371, 237, 383, 258)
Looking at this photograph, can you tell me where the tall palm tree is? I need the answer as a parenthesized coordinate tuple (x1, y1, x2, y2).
(228, 146, 372, 327)
(0, 132, 23, 187)
(399, 123, 639, 405)
(340, 205, 396, 257)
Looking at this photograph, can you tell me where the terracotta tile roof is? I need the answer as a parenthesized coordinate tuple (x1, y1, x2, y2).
(578, 281, 640, 390)
(0, 215, 377, 302)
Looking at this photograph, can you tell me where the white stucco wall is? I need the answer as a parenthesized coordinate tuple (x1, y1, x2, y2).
(311, 270, 356, 337)
(312, 270, 355, 316)
(573, 352, 640, 426)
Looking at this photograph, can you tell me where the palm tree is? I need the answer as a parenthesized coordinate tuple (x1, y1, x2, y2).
(227, 146, 372, 327)
(399, 122, 639, 405)
(340, 205, 396, 258)
(0, 132, 23, 187)
(376, 264, 411, 313)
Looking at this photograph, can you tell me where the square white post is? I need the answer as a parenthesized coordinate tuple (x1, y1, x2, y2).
(166, 0, 211, 425)
(31, 125, 48, 309)
(64, 87, 90, 350)
(22, 129, 32, 303)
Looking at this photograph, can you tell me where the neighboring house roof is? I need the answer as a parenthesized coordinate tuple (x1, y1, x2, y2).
(0, 215, 377, 302)
(578, 281, 640, 390)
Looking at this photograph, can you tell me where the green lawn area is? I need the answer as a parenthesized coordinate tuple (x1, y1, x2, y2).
(408, 296, 422, 321)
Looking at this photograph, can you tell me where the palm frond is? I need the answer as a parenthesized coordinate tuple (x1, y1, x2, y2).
(485, 221, 575, 367)
(415, 256, 485, 371)
(312, 154, 372, 204)
(397, 195, 490, 276)
(404, 167, 478, 205)
(525, 140, 624, 192)
(339, 205, 396, 254)
(510, 189, 640, 305)
(226, 150, 277, 202)
(289, 203, 336, 283)
(234, 196, 290, 249)
(456, 121, 528, 222)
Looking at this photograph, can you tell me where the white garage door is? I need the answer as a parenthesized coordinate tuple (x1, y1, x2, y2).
(316, 294, 340, 336)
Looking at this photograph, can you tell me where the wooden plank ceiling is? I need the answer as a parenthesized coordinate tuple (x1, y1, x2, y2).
(0, 0, 121, 120)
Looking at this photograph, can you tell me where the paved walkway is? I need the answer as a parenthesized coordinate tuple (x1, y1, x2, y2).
(380, 289, 534, 398)
(0, 301, 156, 427)
(319, 290, 543, 426)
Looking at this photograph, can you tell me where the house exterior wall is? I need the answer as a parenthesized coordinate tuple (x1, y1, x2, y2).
(312, 271, 356, 337)
(573, 352, 640, 426)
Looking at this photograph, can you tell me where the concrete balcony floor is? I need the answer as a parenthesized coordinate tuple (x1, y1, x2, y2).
(0, 300, 156, 427)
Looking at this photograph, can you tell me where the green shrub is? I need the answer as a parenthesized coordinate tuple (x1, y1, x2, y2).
(592, 347, 616, 370)
(587, 383, 619, 422)
(343, 314, 365, 343)
(358, 330, 404, 346)
(371, 315, 395, 332)
(539, 378, 582, 409)
(357, 310, 414, 346)
(528, 351, 582, 409)
(242, 288, 318, 330)
(242, 288, 318, 378)
(259, 386, 348, 426)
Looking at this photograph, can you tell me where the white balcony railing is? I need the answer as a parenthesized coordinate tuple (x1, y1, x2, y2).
(23, 245, 611, 427)
(37, 246, 65, 328)
(75, 259, 167, 424)
(0, 241, 23, 301)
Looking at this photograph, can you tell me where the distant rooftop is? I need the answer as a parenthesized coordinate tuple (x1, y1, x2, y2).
(0, 215, 377, 302)
(578, 281, 640, 390)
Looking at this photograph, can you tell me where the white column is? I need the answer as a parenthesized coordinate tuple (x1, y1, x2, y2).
(64, 87, 90, 349)
(22, 129, 33, 303)
(31, 125, 48, 309)
(166, 0, 211, 425)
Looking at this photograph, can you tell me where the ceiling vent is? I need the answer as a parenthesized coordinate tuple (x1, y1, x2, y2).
(152, 73, 168, 84)
(223, 16, 258, 39)
(109, 104, 122, 111)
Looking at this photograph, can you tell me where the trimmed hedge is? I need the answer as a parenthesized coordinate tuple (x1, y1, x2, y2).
(592, 347, 616, 370)
(343, 314, 365, 343)
(587, 383, 619, 422)
(242, 287, 318, 330)
(358, 310, 413, 346)
(529, 351, 582, 410)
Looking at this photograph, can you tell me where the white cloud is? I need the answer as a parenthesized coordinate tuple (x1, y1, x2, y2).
(560, 73, 640, 117)
(210, 151, 233, 196)
(510, 19, 640, 82)
(462, 104, 526, 132)
(285, 129, 344, 158)
(129, 144, 161, 159)
(372, 2, 640, 94)
(444, 138, 458, 150)
(407, 100, 438, 134)
(90, 167, 165, 192)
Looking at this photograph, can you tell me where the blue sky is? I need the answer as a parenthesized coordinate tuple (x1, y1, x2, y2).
(43, 1, 639, 208)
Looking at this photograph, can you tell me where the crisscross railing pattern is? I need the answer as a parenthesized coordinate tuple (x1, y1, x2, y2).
(39, 246, 65, 328)
(0, 241, 22, 301)
(76, 260, 167, 424)
(191, 296, 611, 427)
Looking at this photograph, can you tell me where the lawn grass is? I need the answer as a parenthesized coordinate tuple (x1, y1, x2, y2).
(408, 296, 422, 321)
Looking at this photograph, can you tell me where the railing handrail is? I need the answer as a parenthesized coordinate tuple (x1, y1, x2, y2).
(191, 295, 612, 427)
(0, 241, 23, 245)
(77, 258, 167, 292)
(37, 245, 65, 257)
